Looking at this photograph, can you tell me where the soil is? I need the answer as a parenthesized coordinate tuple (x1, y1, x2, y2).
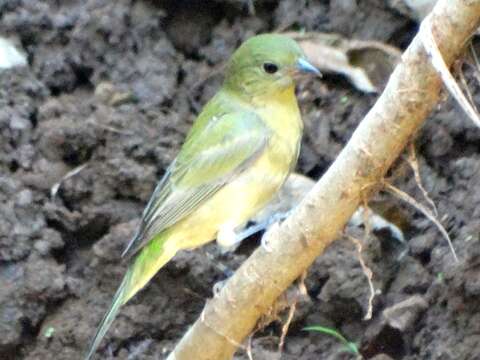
(1, 1, 480, 360)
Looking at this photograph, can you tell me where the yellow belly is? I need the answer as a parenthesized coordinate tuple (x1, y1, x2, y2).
(171, 141, 293, 249)
(127, 146, 295, 299)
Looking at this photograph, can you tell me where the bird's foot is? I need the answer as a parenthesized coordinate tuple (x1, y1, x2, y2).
(216, 210, 294, 253)
(260, 221, 283, 253)
(216, 223, 244, 253)
(258, 210, 293, 252)
(213, 279, 228, 297)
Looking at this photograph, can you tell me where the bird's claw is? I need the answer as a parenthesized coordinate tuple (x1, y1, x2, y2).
(216, 210, 293, 253)
(260, 220, 282, 253)
(216, 223, 242, 253)
(213, 279, 228, 297)
(261, 233, 273, 252)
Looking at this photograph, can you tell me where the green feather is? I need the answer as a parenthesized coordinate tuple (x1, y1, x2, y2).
(122, 108, 270, 258)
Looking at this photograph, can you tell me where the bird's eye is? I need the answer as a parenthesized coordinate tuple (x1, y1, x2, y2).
(263, 62, 279, 74)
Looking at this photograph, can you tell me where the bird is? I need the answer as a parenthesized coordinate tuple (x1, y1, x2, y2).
(85, 33, 320, 359)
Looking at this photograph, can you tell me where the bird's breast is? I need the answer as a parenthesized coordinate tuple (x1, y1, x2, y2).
(232, 92, 304, 213)
(256, 92, 303, 168)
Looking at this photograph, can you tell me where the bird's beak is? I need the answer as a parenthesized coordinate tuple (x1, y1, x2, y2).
(296, 58, 321, 76)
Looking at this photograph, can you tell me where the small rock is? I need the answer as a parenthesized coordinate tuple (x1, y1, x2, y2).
(382, 295, 428, 331)
(34, 240, 53, 255)
(13, 144, 36, 169)
(109, 90, 135, 106)
(0, 37, 27, 70)
(15, 189, 33, 207)
(9, 114, 30, 130)
(94, 81, 116, 103)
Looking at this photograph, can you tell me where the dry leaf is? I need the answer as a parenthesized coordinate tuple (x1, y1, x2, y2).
(287, 32, 401, 93)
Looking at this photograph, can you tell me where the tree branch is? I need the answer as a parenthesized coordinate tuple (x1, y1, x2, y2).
(167, 1, 480, 359)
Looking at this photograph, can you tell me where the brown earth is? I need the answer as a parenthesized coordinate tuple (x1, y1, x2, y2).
(1, 1, 480, 359)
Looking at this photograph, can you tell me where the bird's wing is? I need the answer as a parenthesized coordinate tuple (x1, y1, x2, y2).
(121, 111, 270, 258)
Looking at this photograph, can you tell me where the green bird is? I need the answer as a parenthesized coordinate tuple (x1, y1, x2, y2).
(85, 33, 319, 359)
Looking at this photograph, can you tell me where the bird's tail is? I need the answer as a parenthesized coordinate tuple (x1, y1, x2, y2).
(85, 268, 132, 360)
(85, 234, 176, 360)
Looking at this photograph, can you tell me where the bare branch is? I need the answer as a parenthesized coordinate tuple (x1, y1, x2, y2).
(51, 163, 88, 199)
(407, 143, 438, 216)
(278, 271, 307, 353)
(468, 42, 480, 84)
(347, 235, 376, 321)
(383, 182, 458, 262)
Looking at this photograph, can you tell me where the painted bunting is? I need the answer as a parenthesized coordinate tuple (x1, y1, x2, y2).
(85, 33, 319, 359)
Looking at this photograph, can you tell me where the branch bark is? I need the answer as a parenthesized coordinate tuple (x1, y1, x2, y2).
(168, 1, 480, 359)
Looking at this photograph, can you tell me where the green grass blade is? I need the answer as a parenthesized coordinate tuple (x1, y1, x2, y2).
(303, 325, 359, 355)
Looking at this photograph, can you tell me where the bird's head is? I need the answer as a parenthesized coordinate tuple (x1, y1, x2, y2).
(223, 33, 319, 99)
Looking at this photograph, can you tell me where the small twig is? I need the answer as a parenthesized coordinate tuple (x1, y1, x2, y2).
(50, 163, 88, 199)
(384, 182, 458, 262)
(182, 287, 204, 300)
(278, 302, 296, 353)
(361, 198, 372, 241)
(278, 271, 307, 353)
(346, 235, 375, 320)
(468, 42, 480, 85)
(421, 15, 480, 128)
(246, 334, 254, 360)
(407, 143, 438, 216)
(87, 117, 134, 136)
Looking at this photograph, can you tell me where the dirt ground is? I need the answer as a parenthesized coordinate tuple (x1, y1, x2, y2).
(1, 1, 480, 359)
